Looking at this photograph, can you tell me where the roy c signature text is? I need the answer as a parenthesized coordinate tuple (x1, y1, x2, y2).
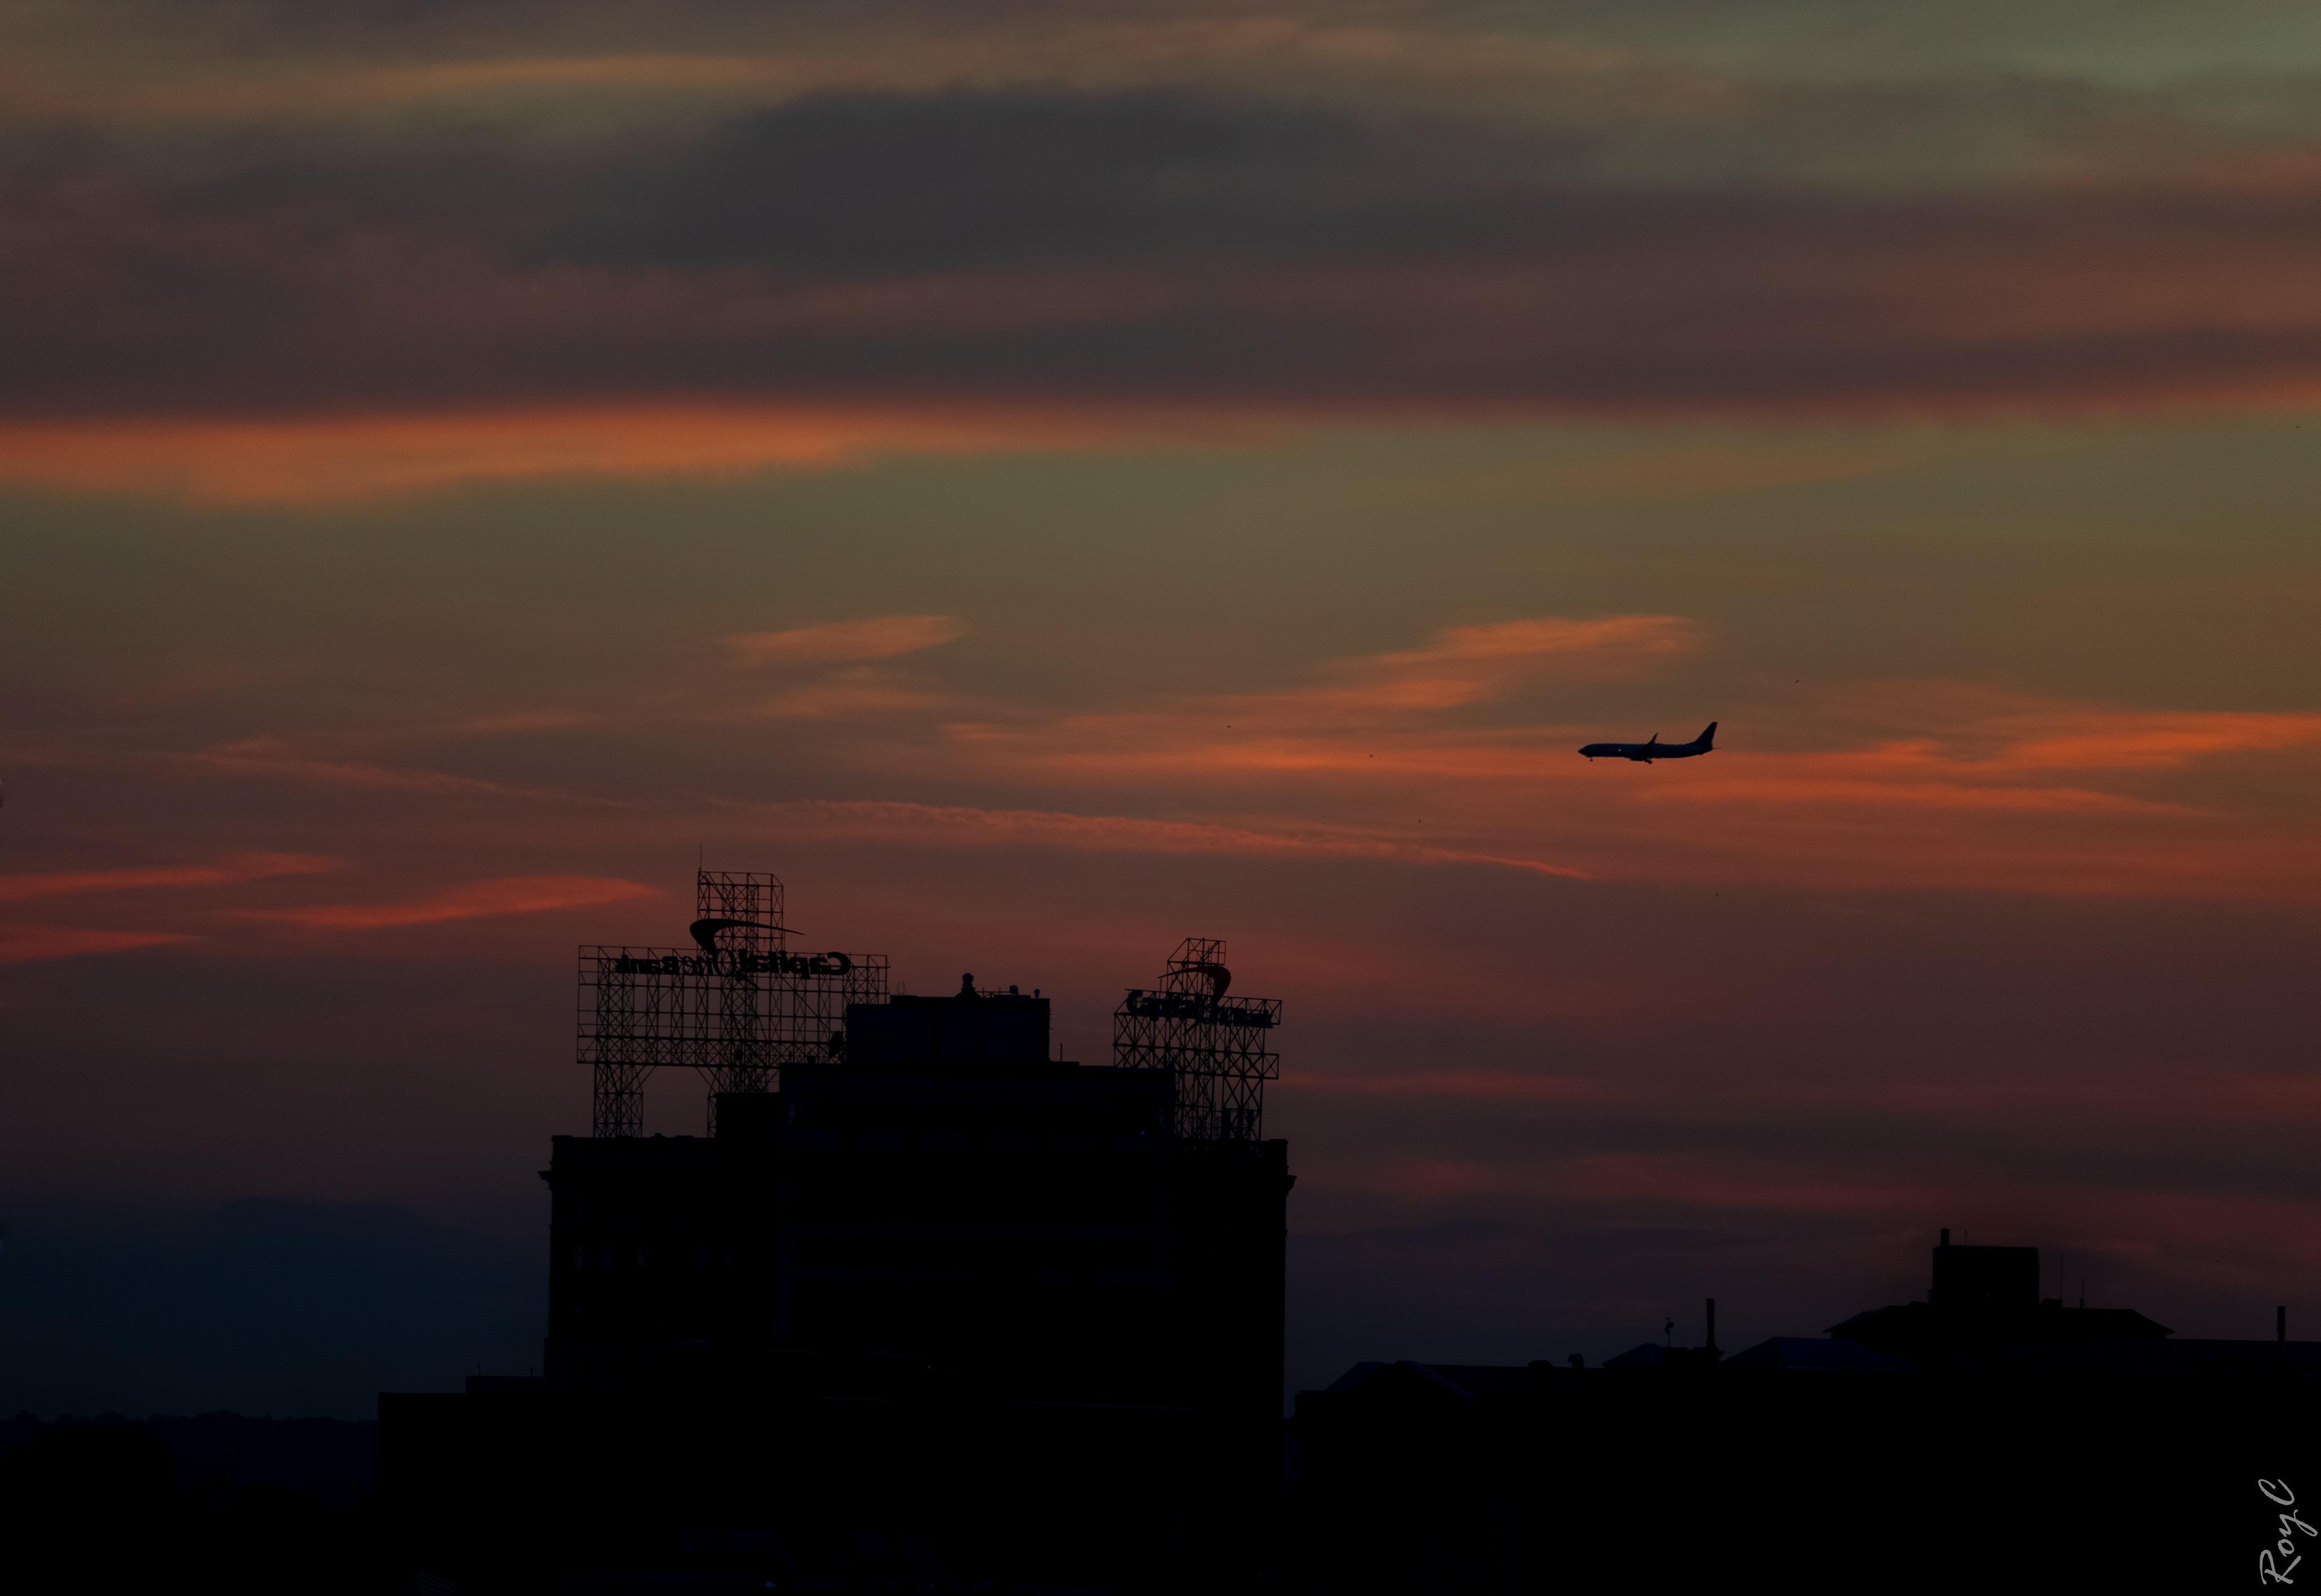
(2260, 1479, 2315, 1584)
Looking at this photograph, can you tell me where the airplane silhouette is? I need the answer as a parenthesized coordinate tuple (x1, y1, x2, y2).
(1579, 722, 1717, 762)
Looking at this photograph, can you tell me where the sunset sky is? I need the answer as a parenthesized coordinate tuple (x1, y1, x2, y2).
(5, 0, 2321, 1415)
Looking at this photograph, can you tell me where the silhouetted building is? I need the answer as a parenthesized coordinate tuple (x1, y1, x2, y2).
(384, 890, 1295, 1590)
(540, 983, 1291, 1415)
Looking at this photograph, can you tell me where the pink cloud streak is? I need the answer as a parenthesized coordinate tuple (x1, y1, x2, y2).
(0, 853, 338, 904)
(241, 875, 662, 930)
(0, 925, 195, 965)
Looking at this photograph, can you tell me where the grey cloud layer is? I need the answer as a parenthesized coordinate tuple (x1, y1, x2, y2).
(8, 56, 2321, 420)
(15, 0, 2310, 77)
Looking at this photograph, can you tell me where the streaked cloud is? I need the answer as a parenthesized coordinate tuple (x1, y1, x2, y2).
(929, 614, 1702, 746)
(12, 24, 2321, 501)
(1290, 1070, 1620, 1103)
(240, 875, 661, 930)
(1345, 615, 1704, 704)
(120, 628, 2321, 907)
(727, 615, 965, 667)
(0, 409, 1172, 506)
(1640, 768, 2176, 815)
(727, 798, 1593, 880)
(0, 22, 1648, 127)
(882, 655, 2321, 899)
(0, 853, 338, 905)
(1375, 617, 1699, 667)
(195, 738, 625, 806)
(1372, 1151, 1958, 1215)
(1978, 713, 2321, 772)
(447, 710, 596, 735)
(750, 680, 958, 720)
(197, 741, 517, 796)
(0, 925, 196, 965)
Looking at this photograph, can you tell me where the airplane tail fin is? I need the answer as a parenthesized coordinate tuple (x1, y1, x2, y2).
(1697, 721, 1717, 748)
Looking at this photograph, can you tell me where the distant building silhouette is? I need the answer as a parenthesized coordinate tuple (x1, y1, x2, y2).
(1828, 1234, 2172, 1367)
(1288, 1229, 2319, 1590)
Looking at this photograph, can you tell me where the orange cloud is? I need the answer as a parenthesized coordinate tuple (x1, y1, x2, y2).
(925, 614, 1702, 747)
(0, 406, 1234, 506)
(0, 925, 196, 964)
(1978, 713, 2321, 772)
(934, 725, 2200, 808)
(727, 616, 965, 667)
(1336, 614, 1703, 712)
(751, 679, 958, 719)
(449, 710, 597, 735)
(881, 668, 2321, 899)
(196, 738, 626, 806)
(1372, 615, 1699, 670)
(0, 26, 1644, 126)
(200, 738, 517, 795)
(729, 798, 1593, 879)
(0, 853, 338, 904)
(243, 875, 661, 930)
(1642, 768, 2176, 815)
(156, 652, 2321, 907)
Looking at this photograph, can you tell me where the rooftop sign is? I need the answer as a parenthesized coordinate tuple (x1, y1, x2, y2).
(1122, 988, 1276, 1028)
(612, 949, 854, 978)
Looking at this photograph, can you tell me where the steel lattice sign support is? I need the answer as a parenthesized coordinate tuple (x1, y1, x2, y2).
(577, 870, 888, 1137)
(1111, 937, 1282, 1142)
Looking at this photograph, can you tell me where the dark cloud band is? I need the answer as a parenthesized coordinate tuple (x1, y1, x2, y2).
(8, 84, 2321, 422)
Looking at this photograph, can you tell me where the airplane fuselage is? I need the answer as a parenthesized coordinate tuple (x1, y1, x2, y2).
(1579, 722, 1717, 762)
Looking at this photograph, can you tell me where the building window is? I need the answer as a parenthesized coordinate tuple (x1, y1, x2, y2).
(597, 1247, 614, 1268)
(693, 1247, 710, 1269)
(635, 1247, 648, 1267)
(572, 1247, 584, 1268)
